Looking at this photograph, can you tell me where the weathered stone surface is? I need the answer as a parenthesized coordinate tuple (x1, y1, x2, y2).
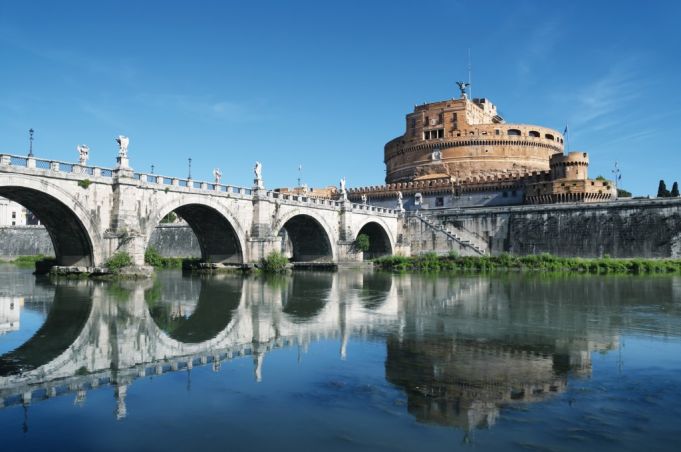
(0, 163, 400, 268)
(420, 198, 681, 258)
(0, 226, 54, 259)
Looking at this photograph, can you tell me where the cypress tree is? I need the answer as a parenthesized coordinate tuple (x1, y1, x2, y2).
(658, 180, 668, 198)
(672, 182, 680, 197)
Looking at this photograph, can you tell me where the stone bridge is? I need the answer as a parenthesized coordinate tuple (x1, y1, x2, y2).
(0, 152, 404, 269)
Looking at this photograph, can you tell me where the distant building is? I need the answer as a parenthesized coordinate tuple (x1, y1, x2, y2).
(0, 197, 29, 226)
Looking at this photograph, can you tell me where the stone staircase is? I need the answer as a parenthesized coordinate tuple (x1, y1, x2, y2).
(413, 211, 488, 256)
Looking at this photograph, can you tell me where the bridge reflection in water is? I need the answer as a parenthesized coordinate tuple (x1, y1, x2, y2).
(1, 271, 680, 434)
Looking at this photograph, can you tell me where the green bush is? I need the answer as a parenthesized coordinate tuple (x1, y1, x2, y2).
(78, 179, 92, 189)
(260, 251, 289, 273)
(144, 247, 183, 268)
(355, 234, 370, 252)
(106, 251, 133, 273)
(10, 255, 48, 267)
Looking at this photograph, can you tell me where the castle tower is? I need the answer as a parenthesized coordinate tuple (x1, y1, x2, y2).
(384, 96, 564, 183)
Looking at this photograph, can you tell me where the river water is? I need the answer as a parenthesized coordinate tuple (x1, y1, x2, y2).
(1, 264, 680, 451)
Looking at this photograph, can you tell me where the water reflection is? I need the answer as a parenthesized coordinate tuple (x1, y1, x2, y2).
(0, 270, 679, 440)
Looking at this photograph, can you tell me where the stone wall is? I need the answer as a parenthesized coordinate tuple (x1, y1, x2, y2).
(0, 226, 54, 259)
(0, 225, 201, 259)
(148, 224, 201, 258)
(429, 198, 681, 258)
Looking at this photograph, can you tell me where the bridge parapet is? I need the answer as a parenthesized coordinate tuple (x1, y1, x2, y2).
(1, 153, 398, 217)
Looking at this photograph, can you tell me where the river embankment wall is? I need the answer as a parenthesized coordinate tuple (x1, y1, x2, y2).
(0, 224, 201, 260)
(414, 198, 681, 258)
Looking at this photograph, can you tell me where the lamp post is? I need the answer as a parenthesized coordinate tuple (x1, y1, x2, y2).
(151, 164, 155, 175)
(188, 158, 192, 180)
(28, 128, 34, 157)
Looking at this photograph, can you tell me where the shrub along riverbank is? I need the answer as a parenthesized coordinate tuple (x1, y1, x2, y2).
(374, 253, 681, 275)
(0, 255, 51, 267)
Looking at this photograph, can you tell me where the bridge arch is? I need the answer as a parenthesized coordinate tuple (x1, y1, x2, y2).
(145, 196, 246, 264)
(272, 210, 337, 263)
(0, 175, 101, 266)
(355, 218, 394, 260)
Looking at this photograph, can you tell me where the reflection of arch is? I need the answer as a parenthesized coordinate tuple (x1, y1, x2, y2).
(147, 276, 242, 343)
(274, 211, 336, 263)
(145, 198, 246, 264)
(356, 220, 393, 260)
(358, 272, 392, 309)
(0, 176, 100, 266)
(0, 285, 92, 376)
(282, 272, 333, 321)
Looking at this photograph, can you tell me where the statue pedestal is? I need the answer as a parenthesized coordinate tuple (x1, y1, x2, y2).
(117, 156, 130, 169)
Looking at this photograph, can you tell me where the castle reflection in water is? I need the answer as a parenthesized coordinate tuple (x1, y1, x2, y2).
(1, 271, 680, 432)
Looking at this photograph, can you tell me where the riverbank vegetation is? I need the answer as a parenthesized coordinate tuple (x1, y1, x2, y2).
(0, 255, 50, 267)
(374, 253, 681, 275)
(144, 247, 184, 268)
(260, 251, 290, 273)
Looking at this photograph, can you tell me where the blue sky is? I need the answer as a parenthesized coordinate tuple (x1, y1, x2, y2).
(1, 0, 680, 195)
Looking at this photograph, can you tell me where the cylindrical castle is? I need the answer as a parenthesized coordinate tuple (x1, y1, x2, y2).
(384, 95, 565, 183)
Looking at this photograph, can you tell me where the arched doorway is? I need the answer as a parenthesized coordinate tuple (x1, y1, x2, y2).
(278, 214, 333, 263)
(356, 221, 393, 260)
(148, 203, 244, 264)
(0, 186, 95, 266)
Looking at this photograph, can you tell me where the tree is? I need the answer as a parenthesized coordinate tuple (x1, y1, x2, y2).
(617, 188, 632, 198)
(355, 234, 370, 252)
(658, 180, 670, 198)
(161, 212, 178, 223)
(672, 182, 680, 197)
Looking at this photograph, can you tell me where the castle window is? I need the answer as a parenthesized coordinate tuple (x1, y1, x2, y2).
(425, 129, 444, 140)
(529, 130, 540, 138)
(495, 129, 500, 135)
(11, 211, 16, 218)
(508, 129, 521, 136)
(512, 190, 517, 196)
(545, 133, 555, 140)
(435, 197, 444, 207)
(503, 191, 508, 197)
